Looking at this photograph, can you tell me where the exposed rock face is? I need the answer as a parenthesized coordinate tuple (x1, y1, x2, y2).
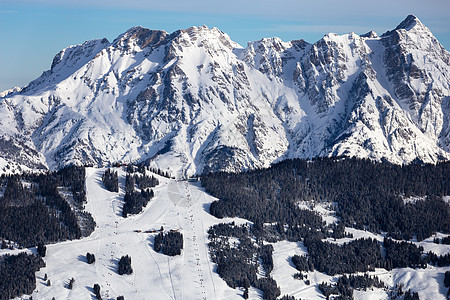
(0, 15, 449, 176)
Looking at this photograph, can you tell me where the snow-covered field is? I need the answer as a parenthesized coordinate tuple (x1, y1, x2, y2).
(5, 167, 449, 299)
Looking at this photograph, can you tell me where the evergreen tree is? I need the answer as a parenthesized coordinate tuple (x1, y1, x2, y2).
(86, 252, 96, 264)
(94, 283, 101, 299)
(445, 271, 450, 288)
(118, 255, 133, 275)
(102, 169, 119, 192)
(37, 242, 46, 257)
(68, 277, 75, 289)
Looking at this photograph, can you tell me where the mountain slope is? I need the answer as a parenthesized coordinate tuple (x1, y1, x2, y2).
(1, 15, 449, 176)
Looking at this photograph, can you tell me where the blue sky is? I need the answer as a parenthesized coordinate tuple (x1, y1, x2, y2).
(1, 0, 449, 92)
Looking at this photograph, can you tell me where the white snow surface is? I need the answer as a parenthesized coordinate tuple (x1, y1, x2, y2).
(29, 168, 244, 300)
(0, 15, 449, 176)
(1, 168, 443, 300)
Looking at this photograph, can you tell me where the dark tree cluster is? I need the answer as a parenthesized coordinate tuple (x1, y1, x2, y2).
(0, 166, 95, 248)
(125, 173, 135, 194)
(318, 281, 352, 300)
(122, 190, 153, 217)
(154, 232, 163, 253)
(208, 222, 281, 300)
(340, 274, 385, 290)
(291, 255, 314, 272)
(318, 274, 385, 300)
(425, 251, 450, 267)
(441, 235, 450, 245)
(205, 167, 325, 243)
(147, 166, 173, 179)
(37, 242, 46, 257)
(279, 296, 300, 300)
(304, 237, 382, 275)
(202, 158, 450, 242)
(389, 284, 420, 300)
(383, 238, 425, 269)
(125, 164, 173, 179)
(56, 165, 87, 207)
(122, 174, 155, 217)
(404, 290, 420, 300)
(255, 277, 280, 300)
(259, 244, 274, 274)
(126, 164, 136, 174)
(133, 173, 159, 190)
(293, 272, 306, 280)
(208, 223, 257, 289)
(102, 169, 119, 192)
(153, 231, 183, 256)
(118, 255, 133, 275)
(0, 252, 45, 300)
(86, 252, 96, 264)
(1, 240, 14, 250)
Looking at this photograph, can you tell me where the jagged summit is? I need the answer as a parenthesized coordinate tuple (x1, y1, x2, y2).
(382, 14, 432, 38)
(0, 16, 449, 176)
(114, 26, 168, 49)
(360, 31, 378, 38)
(395, 14, 422, 31)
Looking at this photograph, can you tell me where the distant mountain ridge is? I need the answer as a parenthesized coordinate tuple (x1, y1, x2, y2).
(1, 15, 449, 176)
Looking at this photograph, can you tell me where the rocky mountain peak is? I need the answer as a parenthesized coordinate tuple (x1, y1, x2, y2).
(113, 26, 168, 49)
(173, 25, 240, 50)
(50, 38, 109, 71)
(395, 14, 422, 31)
(360, 31, 378, 39)
(382, 14, 433, 40)
(0, 16, 449, 176)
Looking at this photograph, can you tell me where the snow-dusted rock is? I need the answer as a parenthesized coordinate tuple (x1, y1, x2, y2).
(1, 15, 449, 176)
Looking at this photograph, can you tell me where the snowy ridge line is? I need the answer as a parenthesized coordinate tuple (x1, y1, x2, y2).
(1, 15, 450, 177)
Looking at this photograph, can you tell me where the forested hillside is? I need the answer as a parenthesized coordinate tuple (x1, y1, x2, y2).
(202, 157, 449, 241)
(0, 166, 95, 248)
(202, 157, 450, 299)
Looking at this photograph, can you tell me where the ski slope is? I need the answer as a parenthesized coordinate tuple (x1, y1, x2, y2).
(18, 167, 449, 300)
(30, 168, 242, 300)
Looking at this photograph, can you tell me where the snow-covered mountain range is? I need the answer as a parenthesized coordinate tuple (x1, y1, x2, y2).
(1, 15, 449, 176)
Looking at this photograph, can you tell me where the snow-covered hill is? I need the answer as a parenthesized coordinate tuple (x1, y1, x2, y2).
(4, 167, 447, 300)
(1, 15, 450, 176)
